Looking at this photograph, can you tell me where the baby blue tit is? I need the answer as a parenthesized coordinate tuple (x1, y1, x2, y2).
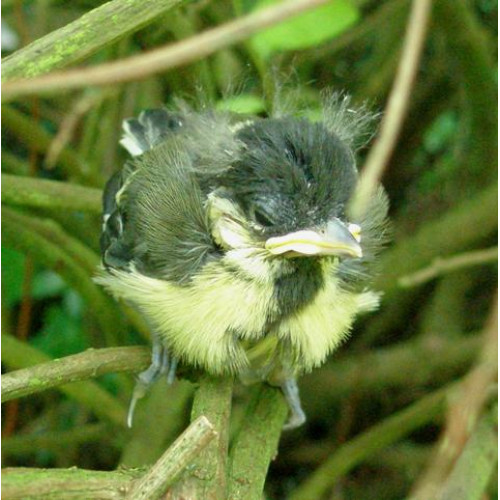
(96, 95, 389, 429)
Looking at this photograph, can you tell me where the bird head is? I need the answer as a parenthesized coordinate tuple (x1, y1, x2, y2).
(206, 118, 364, 263)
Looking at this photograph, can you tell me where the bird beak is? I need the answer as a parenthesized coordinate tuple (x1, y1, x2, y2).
(265, 219, 362, 258)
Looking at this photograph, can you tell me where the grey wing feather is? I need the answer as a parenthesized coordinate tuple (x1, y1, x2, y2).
(125, 142, 216, 283)
(100, 165, 139, 270)
(101, 108, 222, 283)
(102, 109, 186, 270)
(120, 109, 184, 156)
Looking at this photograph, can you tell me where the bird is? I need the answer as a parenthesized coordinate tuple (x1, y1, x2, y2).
(95, 93, 389, 429)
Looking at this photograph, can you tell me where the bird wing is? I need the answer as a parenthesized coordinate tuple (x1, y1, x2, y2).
(120, 109, 184, 156)
(101, 109, 217, 283)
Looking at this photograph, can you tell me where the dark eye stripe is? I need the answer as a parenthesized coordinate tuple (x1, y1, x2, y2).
(254, 208, 274, 227)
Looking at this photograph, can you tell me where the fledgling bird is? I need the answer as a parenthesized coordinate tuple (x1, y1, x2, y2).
(95, 94, 389, 429)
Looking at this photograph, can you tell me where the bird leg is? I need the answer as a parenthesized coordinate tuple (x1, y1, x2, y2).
(281, 377, 306, 430)
(127, 336, 178, 427)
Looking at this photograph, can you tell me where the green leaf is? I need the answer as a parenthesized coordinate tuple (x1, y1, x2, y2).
(251, 0, 359, 59)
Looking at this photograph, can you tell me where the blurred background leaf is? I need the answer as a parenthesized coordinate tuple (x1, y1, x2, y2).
(250, 0, 360, 59)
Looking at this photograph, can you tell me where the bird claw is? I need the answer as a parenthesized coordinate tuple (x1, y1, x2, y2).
(281, 377, 306, 430)
(127, 338, 178, 428)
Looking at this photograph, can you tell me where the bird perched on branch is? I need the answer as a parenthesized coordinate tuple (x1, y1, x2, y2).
(95, 94, 389, 429)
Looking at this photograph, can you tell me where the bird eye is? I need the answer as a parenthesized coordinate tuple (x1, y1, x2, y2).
(252, 207, 274, 227)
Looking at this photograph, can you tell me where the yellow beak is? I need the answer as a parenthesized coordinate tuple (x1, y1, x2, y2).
(265, 219, 362, 258)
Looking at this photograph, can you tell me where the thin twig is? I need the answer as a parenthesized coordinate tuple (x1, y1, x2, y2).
(2, 106, 98, 185)
(374, 184, 497, 296)
(301, 334, 480, 415)
(3, 96, 40, 438)
(2, 0, 331, 101)
(362, 184, 497, 345)
(125, 416, 217, 500)
(2, 257, 34, 437)
(349, 0, 432, 219)
(398, 247, 498, 288)
(46, 90, 114, 169)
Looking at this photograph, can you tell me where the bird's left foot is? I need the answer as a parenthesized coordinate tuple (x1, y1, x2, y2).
(281, 377, 306, 430)
(127, 338, 178, 427)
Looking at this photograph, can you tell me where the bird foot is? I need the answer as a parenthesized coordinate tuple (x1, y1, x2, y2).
(127, 338, 178, 427)
(281, 377, 306, 430)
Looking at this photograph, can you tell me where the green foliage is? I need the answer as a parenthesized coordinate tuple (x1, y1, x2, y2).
(423, 111, 458, 155)
(2, 247, 26, 307)
(250, 0, 359, 59)
(1, 0, 497, 499)
(32, 291, 88, 358)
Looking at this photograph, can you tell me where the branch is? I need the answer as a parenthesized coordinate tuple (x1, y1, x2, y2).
(362, 184, 497, 344)
(375, 184, 498, 295)
(228, 385, 288, 500)
(349, 0, 432, 218)
(301, 334, 480, 416)
(1, 0, 185, 81)
(409, 301, 498, 500)
(2, 174, 102, 214)
(2, 467, 142, 499)
(125, 416, 217, 500)
(2, 0, 332, 101)
(173, 375, 233, 499)
(398, 247, 498, 288)
(437, 409, 497, 500)
(2, 344, 150, 403)
(1, 334, 128, 427)
(289, 384, 451, 500)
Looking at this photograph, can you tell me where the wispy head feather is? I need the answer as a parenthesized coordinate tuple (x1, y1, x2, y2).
(320, 91, 380, 151)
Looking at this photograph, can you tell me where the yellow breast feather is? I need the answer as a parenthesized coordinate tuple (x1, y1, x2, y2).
(95, 262, 276, 374)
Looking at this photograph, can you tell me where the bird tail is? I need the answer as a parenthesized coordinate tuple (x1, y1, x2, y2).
(120, 109, 184, 156)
